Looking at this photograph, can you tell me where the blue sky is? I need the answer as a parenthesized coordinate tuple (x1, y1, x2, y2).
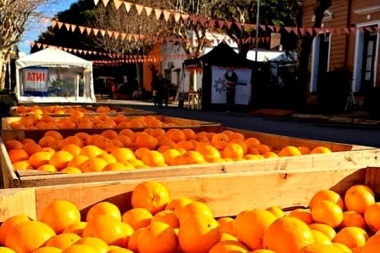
(18, 0, 78, 55)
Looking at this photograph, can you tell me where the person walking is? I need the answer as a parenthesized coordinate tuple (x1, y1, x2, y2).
(224, 70, 238, 112)
(155, 73, 170, 107)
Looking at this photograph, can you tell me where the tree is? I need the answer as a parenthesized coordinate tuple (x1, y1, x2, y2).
(293, 0, 331, 109)
(0, 0, 57, 88)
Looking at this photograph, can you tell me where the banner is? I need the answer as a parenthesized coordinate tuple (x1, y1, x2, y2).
(211, 67, 252, 105)
(22, 67, 49, 94)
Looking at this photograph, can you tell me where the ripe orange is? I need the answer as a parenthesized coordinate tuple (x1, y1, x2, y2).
(135, 133, 158, 150)
(137, 221, 178, 253)
(344, 185, 375, 214)
(340, 210, 366, 230)
(0, 215, 33, 245)
(263, 217, 315, 253)
(5, 140, 23, 150)
(62, 221, 87, 236)
(122, 208, 153, 230)
(165, 197, 193, 219)
(82, 215, 133, 247)
(75, 237, 109, 253)
(361, 234, 380, 253)
(309, 190, 345, 210)
(111, 147, 136, 162)
(46, 233, 81, 250)
(131, 181, 170, 215)
(288, 209, 313, 225)
(44, 131, 64, 141)
(179, 201, 214, 225)
(298, 243, 342, 252)
(86, 201, 121, 222)
(61, 244, 98, 253)
(67, 155, 89, 168)
(151, 210, 180, 228)
(162, 149, 181, 165)
(266, 206, 285, 218)
(141, 151, 166, 167)
(12, 161, 33, 170)
(5, 221, 56, 253)
(39, 200, 81, 234)
(178, 215, 221, 253)
(49, 151, 74, 171)
(332, 243, 352, 252)
(37, 164, 57, 172)
(96, 153, 117, 164)
(209, 240, 249, 253)
(80, 158, 108, 172)
(22, 142, 42, 156)
(244, 137, 261, 148)
(277, 146, 302, 157)
(61, 144, 82, 156)
(235, 209, 277, 250)
(79, 145, 103, 159)
(220, 232, 238, 242)
(8, 149, 29, 164)
(217, 217, 236, 235)
(308, 223, 336, 241)
(311, 200, 343, 228)
(31, 246, 62, 253)
(28, 151, 52, 168)
(310, 146, 332, 154)
(108, 248, 134, 253)
(222, 143, 244, 159)
(332, 226, 368, 249)
(311, 230, 332, 245)
(127, 227, 144, 252)
(364, 202, 380, 232)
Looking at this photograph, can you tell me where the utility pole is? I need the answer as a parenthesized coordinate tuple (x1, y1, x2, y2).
(255, 0, 260, 62)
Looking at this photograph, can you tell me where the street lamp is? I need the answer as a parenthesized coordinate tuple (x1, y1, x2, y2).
(255, 0, 260, 62)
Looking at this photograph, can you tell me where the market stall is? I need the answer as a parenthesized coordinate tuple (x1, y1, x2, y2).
(184, 42, 259, 111)
(15, 47, 95, 103)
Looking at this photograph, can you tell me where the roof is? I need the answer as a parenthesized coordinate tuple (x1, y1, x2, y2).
(16, 47, 92, 69)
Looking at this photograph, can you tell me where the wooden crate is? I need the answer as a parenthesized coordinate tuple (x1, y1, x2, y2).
(1, 126, 379, 188)
(0, 166, 378, 222)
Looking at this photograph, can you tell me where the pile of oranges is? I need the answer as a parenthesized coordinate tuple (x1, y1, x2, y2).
(6, 128, 332, 173)
(14, 105, 117, 116)
(0, 181, 379, 253)
(9, 115, 178, 129)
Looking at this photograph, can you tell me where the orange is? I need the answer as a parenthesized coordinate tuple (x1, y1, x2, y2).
(39, 136, 56, 147)
(117, 135, 132, 146)
(0, 215, 33, 245)
(211, 133, 229, 150)
(176, 151, 205, 165)
(244, 137, 261, 148)
(96, 153, 117, 164)
(179, 201, 214, 225)
(62, 221, 87, 236)
(222, 143, 244, 159)
(332, 243, 352, 252)
(229, 139, 248, 154)
(82, 215, 133, 247)
(79, 145, 103, 159)
(61, 244, 98, 253)
(103, 162, 133, 171)
(101, 129, 119, 139)
(127, 227, 144, 252)
(134, 147, 150, 160)
(220, 232, 237, 242)
(131, 181, 170, 215)
(277, 146, 302, 157)
(108, 248, 134, 253)
(8, 149, 29, 163)
(249, 250, 276, 253)
(309, 190, 344, 210)
(364, 202, 380, 232)
(263, 217, 315, 253)
(151, 210, 179, 228)
(137, 221, 178, 253)
(217, 217, 236, 235)
(61, 167, 82, 174)
(165, 197, 193, 219)
(288, 209, 313, 225)
(46, 233, 81, 250)
(28, 151, 52, 169)
(44, 131, 64, 141)
(80, 158, 108, 172)
(5, 140, 23, 150)
(61, 136, 83, 148)
(266, 206, 285, 218)
(5, 221, 56, 253)
(135, 133, 158, 150)
(37, 164, 57, 172)
(75, 237, 109, 253)
(166, 129, 187, 143)
(111, 148, 136, 162)
(178, 215, 221, 253)
(311, 230, 332, 245)
(31, 246, 62, 253)
(122, 208, 153, 230)
(361, 234, 380, 253)
(298, 146, 311, 155)
(162, 149, 181, 165)
(344, 184, 375, 214)
(235, 209, 277, 250)
(61, 144, 81, 156)
(257, 144, 272, 154)
(39, 200, 81, 234)
(182, 128, 196, 140)
(22, 142, 42, 156)
(311, 200, 343, 228)
(41, 147, 56, 155)
(298, 243, 342, 252)
(141, 151, 166, 167)
(341, 210, 366, 230)
(332, 226, 368, 249)
(12, 161, 33, 170)
(67, 155, 89, 168)
(308, 223, 336, 241)
(209, 240, 249, 253)
(86, 201, 121, 222)
(49, 151, 74, 171)
(310, 146, 332, 154)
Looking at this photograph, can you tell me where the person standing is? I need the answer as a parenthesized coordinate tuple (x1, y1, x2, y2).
(224, 70, 238, 112)
(156, 73, 170, 107)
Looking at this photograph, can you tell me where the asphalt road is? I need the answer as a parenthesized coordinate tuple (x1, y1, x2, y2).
(103, 100, 380, 148)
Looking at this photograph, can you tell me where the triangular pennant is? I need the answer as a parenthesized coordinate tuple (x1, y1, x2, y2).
(217, 20, 225, 28)
(120, 33, 127, 40)
(181, 14, 189, 23)
(163, 10, 171, 21)
(226, 21, 232, 29)
(344, 28, 349, 34)
(114, 32, 119, 39)
(328, 28, 334, 36)
(307, 28, 313, 35)
(127, 34, 132, 41)
(64, 23, 70, 31)
(235, 22, 242, 31)
(260, 24, 266, 30)
(68, 48, 73, 53)
(73, 49, 77, 53)
(274, 26, 281, 33)
(70, 24, 77, 32)
(267, 25, 273, 32)
(133, 34, 139, 41)
(144, 6, 153, 17)
(100, 30, 106, 37)
(86, 27, 92, 35)
(107, 30, 113, 37)
(314, 28, 320, 34)
(114, 0, 123, 10)
(154, 8, 162, 20)
(292, 27, 299, 35)
(30, 42, 35, 47)
(93, 28, 99, 36)
(191, 16, 198, 25)
(101, 0, 109, 7)
(51, 19, 57, 28)
(94, 0, 99, 5)
(208, 19, 215, 29)
(124, 2, 131, 12)
(198, 17, 207, 27)
(135, 4, 144, 15)
(284, 26, 292, 33)
(79, 26, 85, 34)
(174, 13, 181, 23)
(299, 27, 305, 36)
(36, 43, 42, 48)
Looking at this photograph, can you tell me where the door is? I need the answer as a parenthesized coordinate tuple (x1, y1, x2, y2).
(361, 27, 377, 93)
(317, 33, 330, 91)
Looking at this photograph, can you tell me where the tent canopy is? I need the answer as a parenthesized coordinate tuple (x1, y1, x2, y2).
(16, 47, 92, 69)
(184, 42, 256, 68)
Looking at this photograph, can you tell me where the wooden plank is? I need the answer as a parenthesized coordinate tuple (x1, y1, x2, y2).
(0, 188, 36, 220)
(0, 137, 20, 188)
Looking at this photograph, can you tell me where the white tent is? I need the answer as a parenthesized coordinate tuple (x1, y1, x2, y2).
(15, 47, 95, 103)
